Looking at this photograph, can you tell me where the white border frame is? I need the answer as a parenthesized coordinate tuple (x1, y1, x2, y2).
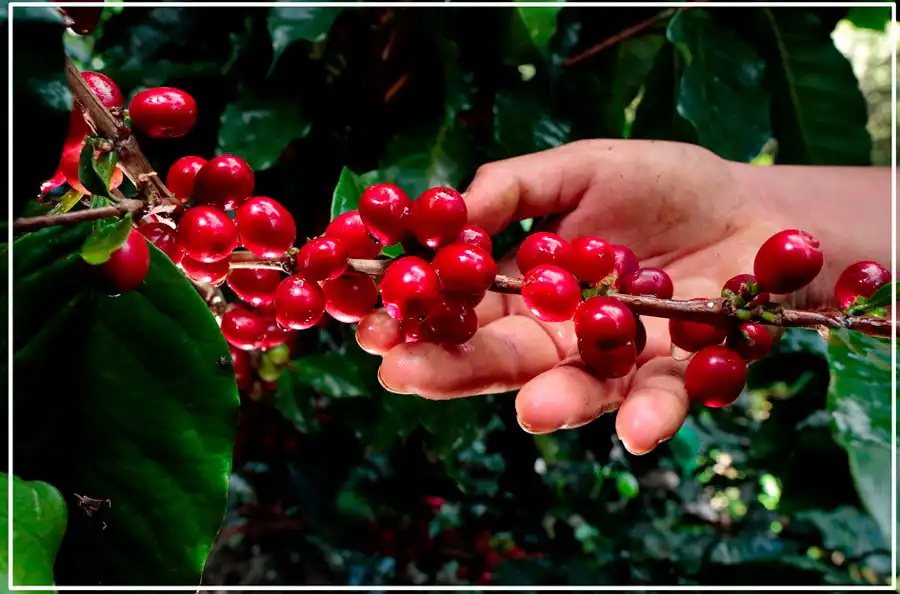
(7, 1, 898, 591)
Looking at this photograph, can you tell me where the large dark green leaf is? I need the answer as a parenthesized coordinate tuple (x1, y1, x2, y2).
(758, 9, 872, 165)
(289, 353, 371, 399)
(494, 88, 571, 157)
(826, 329, 894, 543)
(846, 6, 892, 31)
(330, 166, 368, 221)
(630, 42, 699, 144)
(218, 97, 311, 171)
(267, 6, 343, 70)
(0, 475, 67, 590)
(515, 4, 562, 54)
(796, 506, 886, 557)
(667, 9, 771, 162)
(10, 223, 240, 586)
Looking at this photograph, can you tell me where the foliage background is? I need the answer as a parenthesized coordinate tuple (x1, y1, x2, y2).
(5, 2, 897, 588)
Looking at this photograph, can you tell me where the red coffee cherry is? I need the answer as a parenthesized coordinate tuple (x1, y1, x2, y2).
(60, 141, 125, 195)
(82, 71, 125, 109)
(722, 273, 769, 307)
(521, 264, 581, 323)
(221, 307, 267, 351)
(611, 244, 639, 286)
(325, 210, 382, 259)
(726, 322, 777, 362)
(578, 339, 636, 380)
(408, 187, 468, 249)
(94, 228, 150, 294)
(753, 229, 824, 294)
(834, 261, 891, 310)
(668, 301, 731, 352)
(431, 244, 497, 296)
(59, 5, 103, 36)
(322, 272, 379, 323)
(567, 236, 615, 282)
(359, 183, 410, 246)
(181, 255, 231, 285)
(235, 197, 297, 259)
(457, 225, 493, 253)
(166, 156, 207, 202)
(258, 315, 297, 350)
(516, 232, 570, 274)
(274, 275, 326, 330)
(297, 237, 348, 281)
(227, 268, 282, 308)
(138, 222, 183, 265)
(128, 87, 198, 139)
(574, 295, 637, 349)
(192, 155, 255, 210)
(622, 267, 674, 299)
(230, 345, 253, 391)
(380, 256, 442, 320)
(684, 345, 747, 408)
(426, 294, 479, 345)
(176, 205, 239, 263)
(401, 317, 434, 343)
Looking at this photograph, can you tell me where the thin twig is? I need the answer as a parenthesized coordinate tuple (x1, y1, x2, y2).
(13, 199, 144, 232)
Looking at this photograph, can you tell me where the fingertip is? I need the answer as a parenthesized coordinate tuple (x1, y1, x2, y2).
(356, 309, 403, 356)
(615, 358, 690, 455)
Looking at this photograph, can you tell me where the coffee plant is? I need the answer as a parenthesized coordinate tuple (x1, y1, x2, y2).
(3, 3, 896, 588)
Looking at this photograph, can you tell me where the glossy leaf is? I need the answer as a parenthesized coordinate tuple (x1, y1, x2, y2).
(668, 9, 771, 162)
(846, 6, 892, 31)
(267, 6, 343, 70)
(826, 329, 894, 543)
(630, 42, 699, 144)
(290, 353, 371, 399)
(10, 223, 240, 585)
(76, 144, 114, 197)
(860, 281, 895, 310)
(218, 97, 311, 171)
(494, 88, 571, 157)
(0, 475, 67, 590)
(759, 9, 872, 165)
(48, 188, 86, 216)
(79, 212, 133, 265)
(796, 506, 886, 557)
(515, 3, 562, 54)
(330, 166, 368, 221)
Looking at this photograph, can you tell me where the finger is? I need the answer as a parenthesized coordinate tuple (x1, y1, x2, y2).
(356, 309, 402, 355)
(514, 363, 631, 434)
(377, 315, 565, 399)
(615, 357, 690, 456)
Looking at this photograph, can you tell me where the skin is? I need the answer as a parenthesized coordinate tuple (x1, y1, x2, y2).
(355, 139, 893, 455)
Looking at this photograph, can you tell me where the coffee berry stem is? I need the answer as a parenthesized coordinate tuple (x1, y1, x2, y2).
(13, 198, 144, 232)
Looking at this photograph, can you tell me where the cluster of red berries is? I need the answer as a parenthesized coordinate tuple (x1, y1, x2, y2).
(51, 70, 892, 415)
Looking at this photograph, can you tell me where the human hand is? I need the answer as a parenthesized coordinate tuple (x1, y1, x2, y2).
(355, 139, 890, 455)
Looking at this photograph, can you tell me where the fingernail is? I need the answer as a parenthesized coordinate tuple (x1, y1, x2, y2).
(377, 367, 409, 395)
(621, 438, 650, 456)
(517, 416, 559, 435)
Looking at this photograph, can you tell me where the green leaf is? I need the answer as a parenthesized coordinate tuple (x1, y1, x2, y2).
(846, 6, 892, 31)
(515, 3, 562, 54)
(0, 475, 67, 590)
(330, 166, 368, 221)
(494, 88, 572, 157)
(79, 212, 133, 265)
(267, 6, 343, 70)
(826, 328, 894, 544)
(218, 98, 311, 171)
(859, 281, 895, 311)
(630, 42, 699, 144)
(48, 188, 86, 216)
(667, 9, 771, 162)
(77, 144, 115, 197)
(796, 506, 886, 557)
(290, 353, 370, 398)
(10, 223, 240, 585)
(759, 9, 872, 165)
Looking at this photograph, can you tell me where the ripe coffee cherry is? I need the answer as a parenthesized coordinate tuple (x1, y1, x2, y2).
(230, 345, 253, 391)
(834, 261, 891, 310)
(274, 275, 326, 330)
(753, 229, 824, 294)
(622, 267, 674, 299)
(192, 155, 255, 210)
(457, 225, 493, 253)
(181, 255, 231, 285)
(521, 265, 581, 323)
(94, 229, 150, 294)
(359, 183, 410, 246)
(408, 187, 468, 249)
(684, 345, 747, 408)
(567, 236, 615, 283)
(138, 222, 183, 264)
(635, 318, 647, 356)
(574, 296, 637, 349)
(401, 317, 433, 343)
(722, 273, 769, 307)
(611, 245, 639, 286)
(726, 322, 776, 362)
(60, 142, 125, 195)
(579, 339, 636, 380)
(258, 315, 297, 350)
(60, 5, 103, 36)
(297, 237, 347, 281)
(516, 232, 570, 274)
(221, 307, 267, 351)
(380, 256, 442, 320)
(235, 197, 297, 259)
(426, 294, 479, 345)
(166, 156, 207, 202)
(128, 87, 198, 139)
(82, 72, 125, 110)
(322, 272, 379, 323)
(431, 244, 497, 296)
(325, 210, 382, 259)
(668, 301, 730, 352)
(227, 268, 282, 307)
(177, 206, 239, 263)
